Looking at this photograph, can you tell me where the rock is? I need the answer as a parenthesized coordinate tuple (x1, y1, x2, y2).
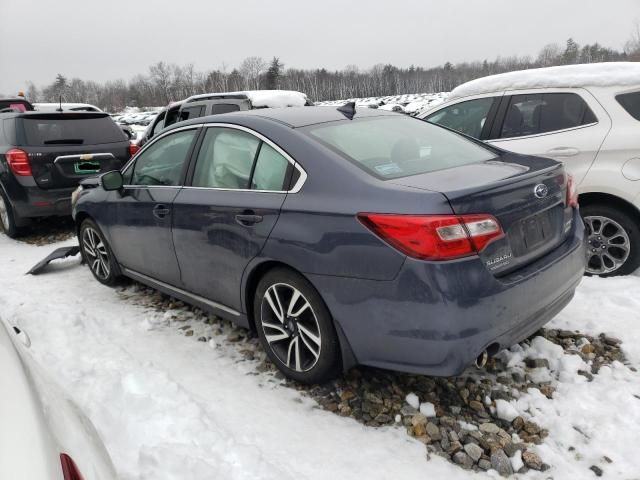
(340, 390, 356, 402)
(453, 451, 474, 469)
(601, 335, 621, 346)
(411, 413, 427, 427)
(426, 422, 441, 441)
(400, 405, 418, 416)
(374, 413, 392, 423)
(525, 358, 550, 369)
(504, 442, 523, 458)
(469, 400, 484, 412)
(450, 406, 461, 415)
(590, 465, 603, 477)
(184, 329, 194, 337)
(512, 416, 525, 431)
(524, 421, 541, 435)
(522, 450, 543, 470)
(479, 422, 500, 434)
(197, 336, 207, 342)
(512, 371, 525, 383)
(448, 440, 463, 455)
(464, 442, 483, 462)
(406, 392, 420, 409)
(415, 435, 432, 444)
(539, 384, 555, 398)
(440, 435, 450, 452)
(226, 332, 242, 342)
(478, 459, 492, 471)
(491, 449, 514, 476)
(581, 343, 595, 354)
(419, 401, 436, 417)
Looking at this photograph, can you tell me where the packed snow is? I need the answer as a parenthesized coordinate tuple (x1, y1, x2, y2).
(449, 62, 640, 100)
(316, 92, 448, 115)
(0, 234, 639, 479)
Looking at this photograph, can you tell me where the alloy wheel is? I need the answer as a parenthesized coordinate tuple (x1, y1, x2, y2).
(0, 194, 9, 231)
(82, 227, 111, 280)
(584, 215, 631, 275)
(260, 283, 322, 372)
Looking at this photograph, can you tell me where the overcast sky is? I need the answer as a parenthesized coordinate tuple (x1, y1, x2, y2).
(1, 0, 638, 94)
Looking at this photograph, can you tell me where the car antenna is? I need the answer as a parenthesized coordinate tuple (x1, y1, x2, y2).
(337, 101, 356, 120)
(58, 95, 63, 112)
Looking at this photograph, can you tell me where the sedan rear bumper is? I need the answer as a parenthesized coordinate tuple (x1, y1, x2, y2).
(309, 210, 586, 376)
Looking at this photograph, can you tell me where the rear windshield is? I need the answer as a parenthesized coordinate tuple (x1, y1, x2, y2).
(306, 116, 497, 179)
(616, 91, 640, 121)
(21, 115, 126, 146)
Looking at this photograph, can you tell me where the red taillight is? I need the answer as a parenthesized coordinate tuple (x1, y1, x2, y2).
(6, 148, 32, 176)
(128, 143, 140, 157)
(566, 174, 578, 208)
(358, 213, 503, 260)
(60, 453, 85, 480)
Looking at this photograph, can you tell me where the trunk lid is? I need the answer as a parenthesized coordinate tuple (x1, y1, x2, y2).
(15, 113, 130, 189)
(391, 153, 574, 275)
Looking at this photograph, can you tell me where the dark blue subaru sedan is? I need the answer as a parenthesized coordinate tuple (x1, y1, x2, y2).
(73, 106, 585, 384)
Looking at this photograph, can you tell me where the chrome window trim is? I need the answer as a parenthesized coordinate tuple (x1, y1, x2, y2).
(198, 123, 307, 193)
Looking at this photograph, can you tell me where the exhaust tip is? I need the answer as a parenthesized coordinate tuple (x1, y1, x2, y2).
(475, 350, 488, 369)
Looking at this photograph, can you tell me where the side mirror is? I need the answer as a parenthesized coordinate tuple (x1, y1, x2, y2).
(101, 170, 123, 191)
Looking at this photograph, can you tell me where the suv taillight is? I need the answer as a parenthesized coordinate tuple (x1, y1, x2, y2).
(60, 454, 85, 480)
(566, 174, 578, 208)
(358, 213, 504, 260)
(6, 148, 32, 176)
(128, 143, 140, 157)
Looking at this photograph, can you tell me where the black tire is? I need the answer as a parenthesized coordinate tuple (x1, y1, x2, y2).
(581, 204, 640, 277)
(254, 267, 341, 384)
(0, 188, 24, 238)
(78, 218, 122, 286)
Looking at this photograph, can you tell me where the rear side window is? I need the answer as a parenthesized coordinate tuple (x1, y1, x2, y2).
(499, 93, 597, 139)
(306, 117, 497, 180)
(426, 97, 495, 139)
(21, 116, 125, 145)
(616, 92, 640, 121)
(251, 143, 290, 191)
(192, 128, 260, 189)
(211, 104, 241, 114)
(178, 105, 204, 122)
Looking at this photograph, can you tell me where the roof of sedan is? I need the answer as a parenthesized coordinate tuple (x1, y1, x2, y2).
(177, 105, 399, 129)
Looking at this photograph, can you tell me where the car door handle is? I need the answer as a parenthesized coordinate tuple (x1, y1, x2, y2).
(235, 212, 263, 226)
(152, 204, 170, 219)
(546, 147, 580, 157)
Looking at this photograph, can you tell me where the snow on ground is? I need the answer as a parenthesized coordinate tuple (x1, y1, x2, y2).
(1, 234, 639, 479)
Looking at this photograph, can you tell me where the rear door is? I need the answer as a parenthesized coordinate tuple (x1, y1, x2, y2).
(172, 125, 297, 312)
(108, 127, 199, 283)
(17, 113, 129, 189)
(487, 89, 612, 185)
(424, 95, 502, 140)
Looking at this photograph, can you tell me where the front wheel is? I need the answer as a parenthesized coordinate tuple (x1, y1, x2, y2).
(582, 204, 640, 277)
(254, 268, 341, 384)
(79, 219, 122, 285)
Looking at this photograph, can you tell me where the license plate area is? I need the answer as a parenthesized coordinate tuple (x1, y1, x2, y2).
(521, 210, 554, 250)
(74, 161, 101, 174)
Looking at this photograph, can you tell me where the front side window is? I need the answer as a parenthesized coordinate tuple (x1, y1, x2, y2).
(426, 97, 495, 139)
(129, 129, 196, 186)
(306, 116, 497, 180)
(616, 91, 640, 121)
(499, 93, 597, 139)
(192, 128, 260, 189)
(178, 105, 204, 122)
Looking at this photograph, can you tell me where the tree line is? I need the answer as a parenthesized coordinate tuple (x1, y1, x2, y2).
(22, 34, 640, 112)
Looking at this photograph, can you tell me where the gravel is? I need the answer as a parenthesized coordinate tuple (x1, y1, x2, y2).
(116, 280, 627, 476)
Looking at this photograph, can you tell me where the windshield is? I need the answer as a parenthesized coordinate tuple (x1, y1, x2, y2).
(305, 116, 497, 179)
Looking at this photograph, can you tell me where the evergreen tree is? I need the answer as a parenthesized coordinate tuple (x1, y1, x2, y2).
(265, 57, 283, 89)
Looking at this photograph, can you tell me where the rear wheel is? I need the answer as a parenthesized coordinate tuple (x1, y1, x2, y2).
(0, 189, 23, 238)
(581, 204, 640, 277)
(254, 268, 341, 384)
(79, 219, 122, 285)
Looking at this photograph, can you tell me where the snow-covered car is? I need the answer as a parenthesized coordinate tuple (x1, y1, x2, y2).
(34, 102, 103, 113)
(419, 62, 640, 277)
(0, 317, 116, 479)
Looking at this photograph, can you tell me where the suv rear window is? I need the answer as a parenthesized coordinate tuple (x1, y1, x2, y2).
(21, 115, 125, 146)
(616, 91, 640, 121)
(306, 117, 496, 180)
(212, 104, 240, 114)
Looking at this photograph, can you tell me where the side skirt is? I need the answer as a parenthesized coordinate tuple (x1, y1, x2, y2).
(122, 267, 250, 328)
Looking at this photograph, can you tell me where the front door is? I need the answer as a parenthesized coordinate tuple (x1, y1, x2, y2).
(172, 125, 296, 312)
(108, 127, 199, 284)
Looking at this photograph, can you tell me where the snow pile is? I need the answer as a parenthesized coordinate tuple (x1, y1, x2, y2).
(244, 90, 308, 108)
(450, 62, 640, 100)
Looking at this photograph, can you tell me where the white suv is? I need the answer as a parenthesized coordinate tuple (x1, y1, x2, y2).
(419, 62, 640, 276)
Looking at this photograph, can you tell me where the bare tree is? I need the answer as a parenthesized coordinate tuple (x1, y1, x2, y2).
(239, 56, 266, 90)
